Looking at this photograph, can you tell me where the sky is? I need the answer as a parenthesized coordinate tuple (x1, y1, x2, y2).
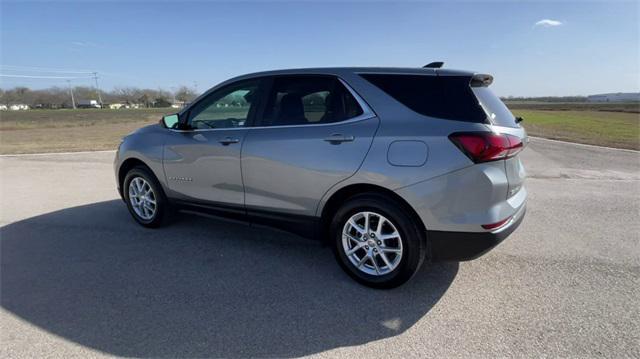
(1, 1, 638, 97)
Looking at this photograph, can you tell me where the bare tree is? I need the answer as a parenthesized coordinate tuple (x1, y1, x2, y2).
(112, 87, 140, 104)
(174, 86, 198, 103)
(0, 85, 202, 108)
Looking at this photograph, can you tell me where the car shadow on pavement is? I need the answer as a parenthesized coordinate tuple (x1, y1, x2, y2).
(1, 200, 458, 358)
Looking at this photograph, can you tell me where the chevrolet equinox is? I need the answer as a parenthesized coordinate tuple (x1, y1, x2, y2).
(115, 65, 527, 288)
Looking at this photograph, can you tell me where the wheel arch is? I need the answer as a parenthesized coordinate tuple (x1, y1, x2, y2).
(118, 158, 154, 197)
(318, 183, 427, 244)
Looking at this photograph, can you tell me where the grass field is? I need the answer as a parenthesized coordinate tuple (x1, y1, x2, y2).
(513, 109, 639, 150)
(505, 101, 639, 113)
(0, 108, 172, 154)
(0, 104, 639, 154)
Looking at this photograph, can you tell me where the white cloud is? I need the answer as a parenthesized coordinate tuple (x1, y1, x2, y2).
(71, 41, 99, 47)
(534, 19, 563, 28)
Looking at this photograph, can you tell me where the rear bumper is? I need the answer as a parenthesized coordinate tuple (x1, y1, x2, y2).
(429, 205, 526, 261)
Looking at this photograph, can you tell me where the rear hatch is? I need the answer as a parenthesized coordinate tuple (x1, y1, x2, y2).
(471, 79, 527, 198)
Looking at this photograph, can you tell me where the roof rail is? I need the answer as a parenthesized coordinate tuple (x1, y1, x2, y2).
(423, 62, 444, 69)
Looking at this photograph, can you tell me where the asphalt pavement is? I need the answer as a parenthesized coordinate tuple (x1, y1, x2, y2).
(1, 138, 638, 358)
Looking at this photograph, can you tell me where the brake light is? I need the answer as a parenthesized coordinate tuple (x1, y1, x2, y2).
(449, 132, 523, 163)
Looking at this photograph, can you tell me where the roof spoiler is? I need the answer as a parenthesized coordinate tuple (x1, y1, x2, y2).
(423, 61, 444, 69)
(470, 74, 493, 87)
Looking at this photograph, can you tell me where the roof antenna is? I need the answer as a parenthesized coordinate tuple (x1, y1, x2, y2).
(423, 62, 444, 69)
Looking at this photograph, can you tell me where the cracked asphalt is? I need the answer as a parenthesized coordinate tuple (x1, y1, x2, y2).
(1, 138, 639, 358)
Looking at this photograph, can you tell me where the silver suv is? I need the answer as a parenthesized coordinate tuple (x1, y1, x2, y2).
(115, 66, 527, 288)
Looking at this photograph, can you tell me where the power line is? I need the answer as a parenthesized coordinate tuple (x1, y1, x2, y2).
(0, 65, 95, 74)
(0, 74, 95, 79)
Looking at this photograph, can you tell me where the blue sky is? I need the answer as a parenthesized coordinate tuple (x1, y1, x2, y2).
(1, 1, 638, 96)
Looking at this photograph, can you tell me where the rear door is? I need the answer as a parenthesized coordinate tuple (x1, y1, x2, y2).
(241, 75, 379, 218)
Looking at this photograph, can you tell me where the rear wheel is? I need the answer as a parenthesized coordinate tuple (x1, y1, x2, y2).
(123, 166, 170, 228)
(330, 193, 427, 288)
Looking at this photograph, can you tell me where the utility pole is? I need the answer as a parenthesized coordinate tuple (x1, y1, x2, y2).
(170, 86, 177, 105)
(92, 71, 103, 108)
(67, 80, 76, 109)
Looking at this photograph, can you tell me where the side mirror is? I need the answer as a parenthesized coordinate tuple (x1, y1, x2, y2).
(161, 114, 180, 129)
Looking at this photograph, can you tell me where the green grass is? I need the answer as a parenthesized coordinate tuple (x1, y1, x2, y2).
(512, 110, 640, 150)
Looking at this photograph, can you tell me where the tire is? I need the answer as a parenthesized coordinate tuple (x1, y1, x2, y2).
(123, 165, 170, 228)
(330, 193, 427, 288)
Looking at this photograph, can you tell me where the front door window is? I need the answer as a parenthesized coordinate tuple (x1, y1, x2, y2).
(187, 81, 260, 129)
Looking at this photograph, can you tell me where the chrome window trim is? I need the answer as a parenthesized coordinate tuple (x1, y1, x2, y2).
(168, 75, 377, 133)
(169, 113, 377, 133)
(248, 113, 376, 130)
(168, 127, 249, 133)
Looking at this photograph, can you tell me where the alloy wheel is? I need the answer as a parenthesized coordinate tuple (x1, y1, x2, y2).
(342, 211, 403, 276)
(128, 177, 157, 220)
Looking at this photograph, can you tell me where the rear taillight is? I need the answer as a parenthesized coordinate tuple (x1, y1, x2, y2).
(449, 132, 523, 163)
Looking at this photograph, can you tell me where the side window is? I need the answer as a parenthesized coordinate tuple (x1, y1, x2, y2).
(360, 74, 487, 123)
(187, 80, 260, 129)
(258, 76, 363, 126)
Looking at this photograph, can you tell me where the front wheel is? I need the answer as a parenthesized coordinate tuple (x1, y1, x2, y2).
(330, 193, 427, 288)
(123, 166, 170, 228)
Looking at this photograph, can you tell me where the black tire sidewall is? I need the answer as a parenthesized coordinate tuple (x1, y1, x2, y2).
(123, 166, 168, 228)
(330, 194, 426, 289)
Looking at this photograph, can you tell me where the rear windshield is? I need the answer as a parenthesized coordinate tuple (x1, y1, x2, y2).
(472, 87, 519, 128)
(360, 74, 487, 123)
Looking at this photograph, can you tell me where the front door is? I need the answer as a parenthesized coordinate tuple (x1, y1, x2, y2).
(163, 79, 264, 207)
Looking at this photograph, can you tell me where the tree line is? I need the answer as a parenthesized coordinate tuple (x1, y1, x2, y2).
(501, 96, 588, 102)
(0, 86, 199, 108)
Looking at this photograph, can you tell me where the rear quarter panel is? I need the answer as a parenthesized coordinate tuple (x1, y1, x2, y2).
(314, 113, 491, 219)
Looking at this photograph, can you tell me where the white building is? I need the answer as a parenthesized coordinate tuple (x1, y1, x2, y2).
(9, 104, 29, 110)
(78, 100, 101, 108)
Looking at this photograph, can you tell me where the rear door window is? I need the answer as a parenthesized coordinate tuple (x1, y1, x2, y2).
(360, 74, 487, 123)
(257, 75, 363, 127)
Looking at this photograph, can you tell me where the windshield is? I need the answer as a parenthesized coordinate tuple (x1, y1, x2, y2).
(472, 87, 519, 128)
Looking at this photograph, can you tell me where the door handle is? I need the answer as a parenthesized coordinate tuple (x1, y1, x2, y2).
(219, 137, 240, 145)
(323, 134, 355, 144)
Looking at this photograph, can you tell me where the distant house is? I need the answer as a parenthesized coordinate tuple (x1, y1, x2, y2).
(587, 93, 640, 102)
(9, 104, 29, 110)
(111, 102, 142, 109)
(171, 100, 186, 109)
